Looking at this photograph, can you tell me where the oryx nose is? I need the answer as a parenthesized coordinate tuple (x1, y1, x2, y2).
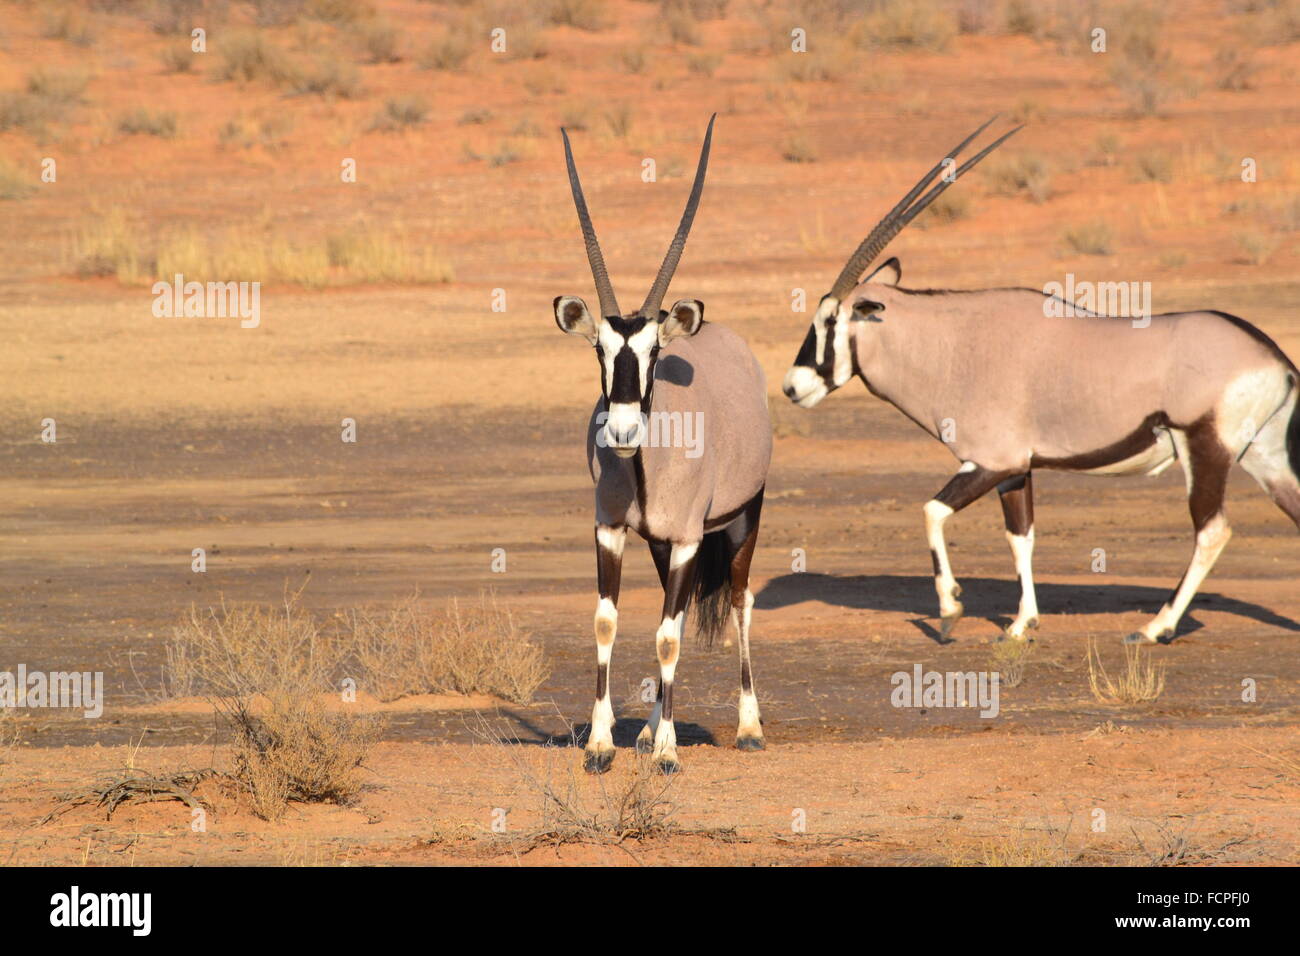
(608, 420, 642, 447)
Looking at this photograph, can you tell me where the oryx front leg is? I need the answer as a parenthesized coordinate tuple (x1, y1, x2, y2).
(997, 473, 1039, 641)
(925, 463, 1011, 641)
(584, 524, 625, 774)
(651, 540, 699, 774)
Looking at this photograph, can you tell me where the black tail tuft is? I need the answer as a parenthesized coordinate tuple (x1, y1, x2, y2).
(692, 531, 732, 648)
(1288, 380, 1300, 481)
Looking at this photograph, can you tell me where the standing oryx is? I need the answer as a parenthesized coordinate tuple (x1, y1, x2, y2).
(555, 115, 773, 773)
(783, 117, 1300, 645)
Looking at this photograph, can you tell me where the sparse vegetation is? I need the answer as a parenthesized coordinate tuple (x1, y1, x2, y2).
(159, 40, 196, 73)
(946, 820, 1078, 866)
(1236, 231, 1279, 265)
(420, 26, 474, 70)
(214, 32, 300, 85)
(41, 5, 96, 46)
(1063, 220, 1114, 255)
(117, 107, 178, 138)
(986, 152, 1052, 202)
(548, 0, 610, 31)
(1134, 150, 1173, 183)
(357, 17, 402, 63)
(989, 637, 1033, 688)
(326, 229, 456, 283)
(781, 130, 818, 163)
(348, 594, 546, 702)
(0, 159, 36, 201)
(917, 189, 971, 226)
(687, 51, 723, 76)
(293, 54, 361, 97)
(1214, 46, 1257, 91)
(853, 0, 957, 51)
(1087, 640, 1166, 704)
(1106, 3, 1181, 115)
(619, 45, 647, 73)
(368, 94, 429, 131)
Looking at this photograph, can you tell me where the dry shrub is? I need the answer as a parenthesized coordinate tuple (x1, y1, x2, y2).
(1105, 3, 1181, 115)
(214, 31, 301, 85)
(42, 5, 97, 46)
(853, 0, 957, 51)
(293, 53, 360, 97)
(773, 39, 849, 83)
(357, 17, 402, 62)
(158, 40, 195, 73)
(986, 152, 1052, 202)
(547, 0, 610, 30)
(117, 107, 177, 138)
(368, 94, 429, 131)
(989, 636, 1033, 688)
(916, 189, 970, 226)
(165, 592, 347, 699)
(1063, 220, 1113, 256)
(1214, 46, 1257, 91)
(781, 130, 818, 163)
(1236, 231, 1279, 265)
(420, 26, 475, 70)
(687, 51, 723, 75)
(165, 592, 379, 821)
(223, 690, 379, 821)
(947, 819, 1078, 866)
(1133, 150, 1172, 183)
(665, 7, 700, 44)
(307, 0, 373, 23)
(217, 113, 294, 150)
(1087, 640, 1165, 704)
(349, 595, 547, 704)
(3, 74, 87, 134)
(474, 716, 677, 845)
(0, 159, 36, 201)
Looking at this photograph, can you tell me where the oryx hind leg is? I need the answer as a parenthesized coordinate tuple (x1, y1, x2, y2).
(997, 472, 1039, 641)
(585, 525, 626, 774)
(1239, 386, 1300, 530)
(926, 463, 1017, 641)
(1128, 425, 1232, 645)
(727, 490, 765, 751)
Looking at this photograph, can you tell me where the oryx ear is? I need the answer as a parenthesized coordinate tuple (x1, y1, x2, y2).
(659, 299, 704, 346)
(864, 257, 901, 287)
(554, 295, 598, 344)
(851, 298, 885, 322)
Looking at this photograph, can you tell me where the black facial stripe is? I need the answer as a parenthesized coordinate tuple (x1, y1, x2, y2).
(793, 325, 817, 368)
(821, 317, 837, 385)
(595, 344, 608, 397)
(610, 346, 641, 403)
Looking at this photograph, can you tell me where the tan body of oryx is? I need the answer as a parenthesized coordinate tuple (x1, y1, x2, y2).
(848, 285, 1295, 475)
(783, 118, 1300, 646)
(586, 322, 770, 541)
(555, 115, 773, 775)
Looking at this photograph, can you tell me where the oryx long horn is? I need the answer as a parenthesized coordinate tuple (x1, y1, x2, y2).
(562, 127, 620, 318)
(641, 113, 716, 318)
(828, 118, 1023, 301)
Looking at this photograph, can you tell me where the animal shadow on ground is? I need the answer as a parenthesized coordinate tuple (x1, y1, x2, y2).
(755, 573, 1300, 644)
(485, 711, 717, 749)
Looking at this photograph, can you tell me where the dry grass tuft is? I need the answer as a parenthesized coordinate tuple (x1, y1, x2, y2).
(158, 39, 196, 73)
(1133, 150, 1172, 183)
(916, 189, 971, 227)
(547, 0, 610, 31)
(989, 637, 1033, 688)
(1235, 231, 1279, 265)
(854, 0, 957, 51)
(420, 25, 475, 70)
(780, 130, 818, 163)
(222, 690, 380, 821)
(357, 17, 402, 62)
(42, 5, 97, 46)
(986, 152, 1052, 202)
(117, 107, 178, 138)
(0, 159, 36, 201)
(1087, 640, 1166, 704)
(368, 94, 429, 131)
(946, 819, 1078, 866)
(1063, 220, 1113, 256)
(349, 594, 547, 703)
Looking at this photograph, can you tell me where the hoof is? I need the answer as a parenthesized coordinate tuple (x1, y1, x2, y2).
(952, 583, 963, 599)
(583, 748, 615, 774)
(1123, 631, 1157, 645)
(655, 756, 681, 776)
(999, 630, 1033, 643)
(735, 735, 766, 752)
(635, 728, 654, 755)
(939, 603, 964, 641)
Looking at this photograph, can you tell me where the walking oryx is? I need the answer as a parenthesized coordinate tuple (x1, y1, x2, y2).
(782, 117, 1300, 645)
(555, 116, 773, 774)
